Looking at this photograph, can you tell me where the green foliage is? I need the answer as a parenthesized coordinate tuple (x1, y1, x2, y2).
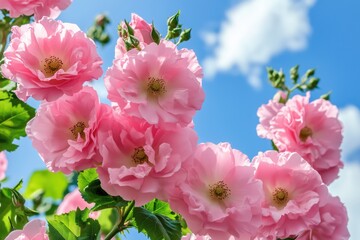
(78, 169, 128, 211)
(24, 170, 68, 200)
(0, 90, 35, 152)
(133, 206, 182, 240)
(47, 208, 101, 240)
(87, 14, 111, 46)
(0, 181, 37, 239)
(266, 65, 330, 103)
(165, 11, 192, 45)
(144, 199, 191, 236)
(0, 189, 26, 239)
(144, 199, 177, 220)
(98, 208, 119, 235)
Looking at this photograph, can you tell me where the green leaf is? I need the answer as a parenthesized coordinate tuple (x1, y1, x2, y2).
(0, 90, 35, 152)
(24, 170, 68, 200)
(144, 199, 190, 235)
(133, 206, 182, 240)
(144, 199, 176, 220)
(78, 169, 128, 211)
(97, 208, 119, 234)
(47, 208, 100, 240)
(0, 188, 28, 239)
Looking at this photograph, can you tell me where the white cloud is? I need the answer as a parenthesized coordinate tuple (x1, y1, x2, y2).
(328, 105, 360, 239)
(339, 105, 360, 159)
(202, 0, 315, 88)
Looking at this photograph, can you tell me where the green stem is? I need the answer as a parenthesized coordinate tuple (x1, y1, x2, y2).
(104, 201, 135, 240)
(104, 220, 122, 240)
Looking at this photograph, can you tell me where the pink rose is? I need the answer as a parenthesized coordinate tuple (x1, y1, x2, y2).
(97, 113, 198, 206)
(169, 143, 263, 240)
(297, 194, 350, 240)
(5, 219, 48, 240)
(0, 0, 72, 20)
(57, 188, 100, 219)
(181, 234, 212, 240)
(252, 151, 328, 239)
(115, 13, 153, 58)
(256, 93, 343, 184)
(105, 40, 205, 127)
(1, 17, 103, 101)
(26, 87, 112, 174)
(0, 151, 8, 180)
(256, 98, 284, 139)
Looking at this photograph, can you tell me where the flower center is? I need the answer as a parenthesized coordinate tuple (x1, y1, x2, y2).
(69, 122, 86, 140)
(147, 77, 166, 97)
(132, 147, 148, 165)
(299, 126, 313, 142)
(209, 181, 231, 201)
(42, 56, 63, 77)
(272, 187, 289, 208)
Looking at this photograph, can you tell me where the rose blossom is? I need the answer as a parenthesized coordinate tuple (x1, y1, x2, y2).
(1, 17, 103, 101)
(169, 143, 263, 240)
(0, 151, 8, 180)
(97, 113, 198, 206)
(0, 0, 72, 20)
(297, 194, 350, 240)
(105, 40, 205, 127)
(181, 234, 212, 240)
(57, 188, 100, 219)
(115, 13, 153, 59)
(26, 87, 112, 174)
(5, 219, 48, 240)
(252, 151, 328, 239)
(256, 93, 343, 184)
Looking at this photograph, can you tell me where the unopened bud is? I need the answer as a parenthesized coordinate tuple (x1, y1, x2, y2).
(290, 65, 299, 83)
(11, 190, 25, 208)
(167, 11, 180, 31)
(129, 35, 140, 47)
(179, 28, 191, 43)
(305, 68, 316, 78)
(320, 91, 331, 101)
(95, 14, 110, 27)
(124, 20, 134, 36)
(151, 23, 161, 44)
(307, 77, 320, 90)
(171, 27, 182, 38)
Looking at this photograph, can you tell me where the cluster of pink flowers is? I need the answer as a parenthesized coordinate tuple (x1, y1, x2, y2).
(257, 92, 343, 185)
(1, 17, 103, 101)
(1, 10, 349, 240)
(5, 219, 48, 240)
(0, 0, 72, 20)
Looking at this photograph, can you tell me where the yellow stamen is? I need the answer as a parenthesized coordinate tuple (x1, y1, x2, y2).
(132, 147, 148, 165)
(272, 187, 289, 208)
(42, 56, 63, 77)
(209, 181, 231, 201)
(299, 126, 313, 142)
(147, 77, 166, 97)
(69, 122, 86, 140)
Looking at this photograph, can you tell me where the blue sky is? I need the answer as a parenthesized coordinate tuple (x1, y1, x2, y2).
(4, 0, 360, 239)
